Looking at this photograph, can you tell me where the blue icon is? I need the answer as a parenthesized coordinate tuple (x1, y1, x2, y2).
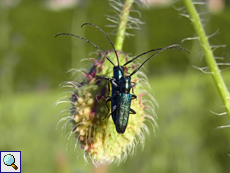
(3, 154, 18, 170)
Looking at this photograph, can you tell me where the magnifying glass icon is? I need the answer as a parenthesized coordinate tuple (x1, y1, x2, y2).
(3, 154, 18, 170)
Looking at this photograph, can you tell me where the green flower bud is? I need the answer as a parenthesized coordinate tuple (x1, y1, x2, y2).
(59, 50, 157, 166)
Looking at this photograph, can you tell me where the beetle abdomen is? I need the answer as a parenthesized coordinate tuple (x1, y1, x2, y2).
(115, 93, 132, 134)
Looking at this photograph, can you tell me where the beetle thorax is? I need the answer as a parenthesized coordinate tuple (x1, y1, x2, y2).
(119, 76, 131, 94)
(113, 66, 124, 80)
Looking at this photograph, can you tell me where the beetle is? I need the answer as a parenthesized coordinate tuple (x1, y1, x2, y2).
(55, 23, 190, 134)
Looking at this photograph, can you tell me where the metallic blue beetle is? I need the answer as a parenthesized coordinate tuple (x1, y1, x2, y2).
(56, 23, 189, 134)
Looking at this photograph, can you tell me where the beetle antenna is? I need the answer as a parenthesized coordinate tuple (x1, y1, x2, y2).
(123, 48, 163, 66)
(81, 23, 124, 76)
(129, 44, 190, 77)
(81, 23, 120, 66)
(55, 33, 116, 67)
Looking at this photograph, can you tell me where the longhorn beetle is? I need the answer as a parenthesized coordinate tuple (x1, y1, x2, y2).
(55, 23, 190, 134)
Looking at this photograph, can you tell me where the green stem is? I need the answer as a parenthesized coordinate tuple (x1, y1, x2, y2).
(183, 0, 230, 117)
(114, 0, 134, 51)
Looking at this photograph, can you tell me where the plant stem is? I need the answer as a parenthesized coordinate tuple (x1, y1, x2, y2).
(114, 0, 134, 51)
(183, 0, 230, 117)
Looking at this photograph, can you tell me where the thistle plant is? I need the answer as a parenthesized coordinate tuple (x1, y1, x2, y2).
(57, 0, 157, 166)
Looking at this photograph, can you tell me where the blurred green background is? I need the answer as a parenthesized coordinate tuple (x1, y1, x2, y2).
(0, 0, 230, 172)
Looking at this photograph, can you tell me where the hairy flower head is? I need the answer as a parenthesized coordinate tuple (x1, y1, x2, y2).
(58, 50, 157, 166)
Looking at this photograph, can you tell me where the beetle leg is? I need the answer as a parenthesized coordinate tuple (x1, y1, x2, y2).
(111, 78, 118, 88)
(131, 82, 136, 94)
(106, 97, 111, 109)
(131, 94, 137, 100)
(130, 108, 136, 114)
(107, 80, 111, 96)
(131, 82, 136, 88)
(111, 105, 117, 113)
(97, 75, 118, 88)
(103, 97, 112, 119)
(97, 75, 111, 81)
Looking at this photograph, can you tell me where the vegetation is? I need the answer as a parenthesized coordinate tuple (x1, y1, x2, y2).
(1, 0, 230, 172)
